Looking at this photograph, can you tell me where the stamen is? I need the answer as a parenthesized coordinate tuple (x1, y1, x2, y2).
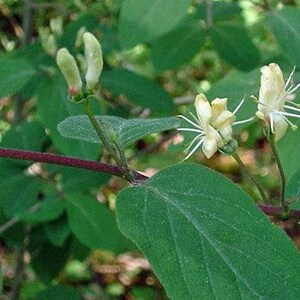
(250, 95, 258, 103)
(177, 128, 204, 133)
(279, 111, 300, 119)
(269, 113, 275, 133)
(186, 135, 203, 152)
(233, 97, 245, 115)
(178, 115, 200, 128)
(287, 82, 300, 95)
(275, 112, 297, 130)
(285, 100, 300, 107)
(284, 66, 296, 89)
(183, 138, 204, 161)
(187, 109, 200, 126)
(233, 116, 255, 126)
(284, 104, 300, 113)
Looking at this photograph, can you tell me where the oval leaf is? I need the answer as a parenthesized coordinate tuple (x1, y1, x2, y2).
(118, 0, 192, 49)
(277, 117, 300, 181)
(58, 115, 179, 146)
(210, 24, 260, 71)
(151, 22, 205, 72)
(65, 194, 119, 252)
(116, 164, 300, 299)
(101, 69, 174, 114)
(0, 58, 36, 98)
(268, 8, 300, 68)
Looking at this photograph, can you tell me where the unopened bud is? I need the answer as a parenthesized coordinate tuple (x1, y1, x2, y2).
(219, 139, 238, 155)
(46, 34, 57, 56)
(83, 32, 103, 91)
(75, 27, 87, 48)
(56, 48, 82, 95)
(50, 17, 63, 36)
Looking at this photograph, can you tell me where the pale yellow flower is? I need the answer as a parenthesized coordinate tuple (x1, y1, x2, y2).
(256, 63, 300, 141)
(178, 94, 237, 159)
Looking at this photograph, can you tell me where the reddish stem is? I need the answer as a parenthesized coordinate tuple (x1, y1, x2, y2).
(2, 148, 300, 218)
(259, 204, 300, 219)
(0, 147, 148, 182)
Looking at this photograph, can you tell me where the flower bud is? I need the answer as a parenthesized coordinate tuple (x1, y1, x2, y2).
(50, 17, 63, 36)
(83, 32, 103, 91)
(56, 48, 82, 95)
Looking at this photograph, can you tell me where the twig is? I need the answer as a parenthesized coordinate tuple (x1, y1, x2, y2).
(10, 226, 30, 300)
(21, 0, 33, 46)
(232, 152, 268, 203)
(268, 134, 286, 212)
(205, 0, 213, 28)
(259, 205, 300, 219)
(0, 147, 148, 182)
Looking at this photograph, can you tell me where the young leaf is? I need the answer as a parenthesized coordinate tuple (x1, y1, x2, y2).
(0, 58, 36, 98)
(268, 8, 300, 68)
(58, 115, 179, 146)
(118, 0, 192, 49)
(210, 24, 260, 71)
(101, 69, 174, 114)
(116, 164, 300, 299)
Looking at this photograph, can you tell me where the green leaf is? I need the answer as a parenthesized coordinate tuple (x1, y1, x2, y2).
(19, 196, 64, 223)
(29, 227, 71, 282)
(118, 0, 192, 49)
(65, 194, 120, 252)
(277, 118, 300, 181)
(151, 22, 205, 72)
(101, 69, 174, 114)
(286, 169, 300, 209)
(116, 164, 300, 299)
(0, 58, 36, 98)
(44, 216, 71, 247)
(196, 2, 242, 21)
(210, 24, 260, 71)
(58, 115, 179, 146)
(0, 174, 43, 218)
(36, 73, 100, 159)
(268, 8, 300, 68)
(0, 121, 47, 151)
(34, 285, 80, 300)
(60, 168, 110, 192)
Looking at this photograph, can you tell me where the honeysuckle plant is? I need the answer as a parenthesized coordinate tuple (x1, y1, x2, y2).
(2, 12, 300, 299)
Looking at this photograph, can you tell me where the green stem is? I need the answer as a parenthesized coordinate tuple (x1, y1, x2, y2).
(82, 101, 133, 181)
(268, 133, 287, 213)
(232, 153, 268, 204)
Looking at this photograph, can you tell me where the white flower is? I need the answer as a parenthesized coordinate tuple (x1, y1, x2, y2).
(256, 63, 300, 141)
(178, 94, 236, 159)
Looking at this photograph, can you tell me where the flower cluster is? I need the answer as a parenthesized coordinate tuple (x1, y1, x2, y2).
(256, 63, 300, 141)
(178, 94, 236, 159)
(56, 32, 103, 100)
(178, 63, 300, 159)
